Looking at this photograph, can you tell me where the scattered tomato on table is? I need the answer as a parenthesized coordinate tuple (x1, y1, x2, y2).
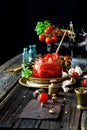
(83, 79, 87, 87)
(38, 93, 48, 103)
(72, 72, 79, 79)
(68, 65, 83, 79)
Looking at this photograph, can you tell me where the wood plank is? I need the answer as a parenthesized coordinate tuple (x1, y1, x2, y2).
(0, 72, 21, 106)
(0, 53, 22, 72)
(38, 92, 81, 130)
(0, 83, 34, 128)
(0, 53, 22, 103)
(81, 111, 87, 130)
(58, 92, 81, 130)
(0, 85, 82, 130)
(17, 119, 41, 129)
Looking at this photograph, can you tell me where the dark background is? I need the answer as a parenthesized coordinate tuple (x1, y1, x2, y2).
(0, 0, 87, 65)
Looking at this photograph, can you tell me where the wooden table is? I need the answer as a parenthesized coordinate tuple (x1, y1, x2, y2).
(0, 53, 87, 130)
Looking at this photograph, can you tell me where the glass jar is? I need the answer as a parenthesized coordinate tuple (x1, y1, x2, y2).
(32, 56, 62, 78)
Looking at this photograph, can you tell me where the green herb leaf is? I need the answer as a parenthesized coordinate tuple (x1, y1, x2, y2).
(35, 20, 51, 35)
(22, 66, 32, 78)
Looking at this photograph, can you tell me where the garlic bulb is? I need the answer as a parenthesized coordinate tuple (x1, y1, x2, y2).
(68, 65, 83, 76)
(62, 78, 73, 92)
(68, 68, 75, 76)
(74, 65, 83, 76)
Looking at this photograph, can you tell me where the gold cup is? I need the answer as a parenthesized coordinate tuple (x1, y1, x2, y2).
(74, 87, 87, 109)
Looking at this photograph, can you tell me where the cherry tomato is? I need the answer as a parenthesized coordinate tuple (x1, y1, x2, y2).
(44, 53, 52, 61)
(72, 72, 79, 79)
(52, 29, 60, 34)
(44, 26, 55, 34)
(83, 79, 87, 87)
(52, 29, 63, 36)
(39, 34, 45, 41)
(45, 37, 52, 44)
(38, 93, 48, 103)
(52, 53, 60, 60)
(64, 55, 71, 61)
(44, 29, 49, 34)
(45, 53, 53, 58)
(51, 36, 58, 43)
(46, 25, 55, 32)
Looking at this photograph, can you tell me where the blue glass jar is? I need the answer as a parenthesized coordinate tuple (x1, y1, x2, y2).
(22, 47, 28, 64)
(32, 44, 37, 59)
(28, 45, 33, 63)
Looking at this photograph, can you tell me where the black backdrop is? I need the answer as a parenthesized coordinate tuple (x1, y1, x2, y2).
(0, 0, 87, 65)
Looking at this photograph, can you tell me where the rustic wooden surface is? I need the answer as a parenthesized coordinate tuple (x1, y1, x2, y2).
(0, 53, 22, 107)
(0, 53, 87, 130)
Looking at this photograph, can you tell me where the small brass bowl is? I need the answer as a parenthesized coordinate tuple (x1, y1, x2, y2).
(74, 87, 87, 109)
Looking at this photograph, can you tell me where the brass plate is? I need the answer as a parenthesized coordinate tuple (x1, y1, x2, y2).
(19, 77, 50, 88)
(28, 72, 68, 84)
(19, 77, 76, 89)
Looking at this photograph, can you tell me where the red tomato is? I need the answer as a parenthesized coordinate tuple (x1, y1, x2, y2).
(64, 55, 71, 61)
(52, 29, 60, 34)
(46, 25, 55, 32)
(44, 29, 49, 34)
(44, 56, 53, 63)
(72, 72, 79, 79)
(44, 26, 55, 34)
(51, 36, 58, 43)
(52, 29, 63, 36)
(83, 79, 87, 87)
(38, 93, 48, 103)
(45, 37, 52, 44)
(45, 53, 53, 59)
(52, 53, 60, 60)
(39, 34, 45, 41)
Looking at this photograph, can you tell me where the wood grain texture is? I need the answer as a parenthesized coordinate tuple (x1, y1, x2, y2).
(0, 54, 87, 129)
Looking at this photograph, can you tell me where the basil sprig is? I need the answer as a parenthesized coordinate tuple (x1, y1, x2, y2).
(22, 65, 32, 78)
(35, 20, 51, 35)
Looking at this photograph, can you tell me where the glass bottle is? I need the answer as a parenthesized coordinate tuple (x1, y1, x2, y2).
(22, 47, 28, 64)
(32, 44, 37, 59)
(28, 45, 33, 63)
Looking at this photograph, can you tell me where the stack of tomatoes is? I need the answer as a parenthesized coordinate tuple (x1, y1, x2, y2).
(39, 25, 68, 44)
